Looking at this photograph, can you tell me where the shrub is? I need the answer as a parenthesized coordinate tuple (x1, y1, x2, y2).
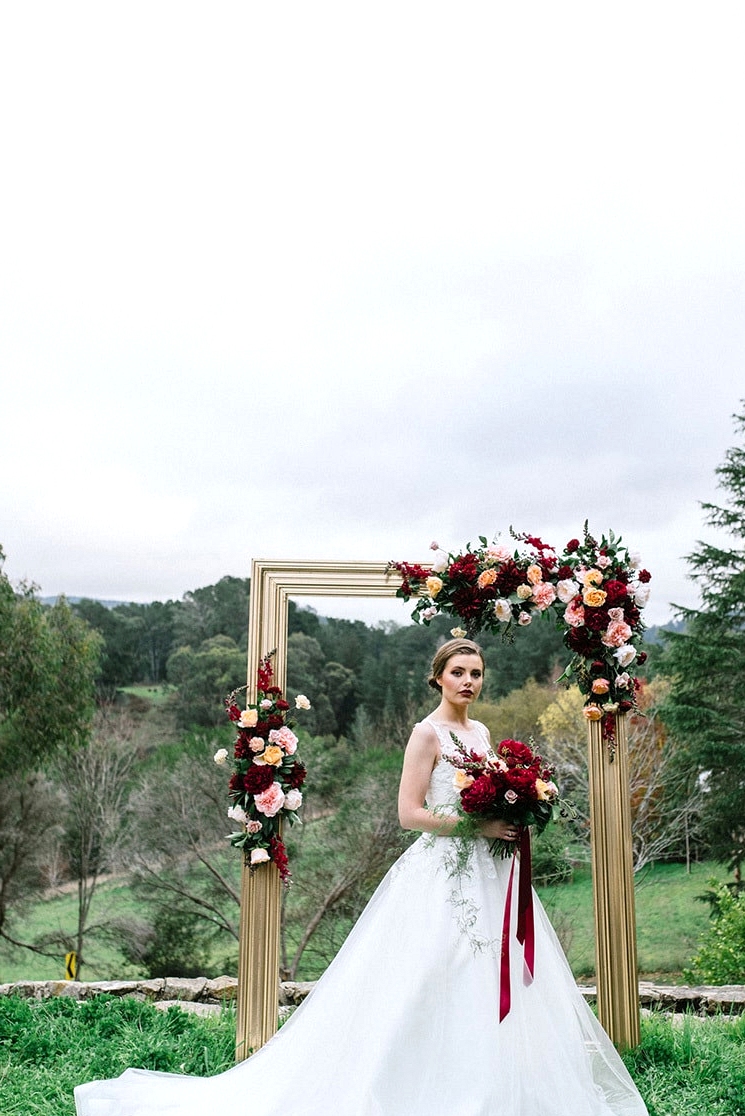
(685, 880, 745, 983)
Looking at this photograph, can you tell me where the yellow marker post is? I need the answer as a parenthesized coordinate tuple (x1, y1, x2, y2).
(65, 951, 77, 980)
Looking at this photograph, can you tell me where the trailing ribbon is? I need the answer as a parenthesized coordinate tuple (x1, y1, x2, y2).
(498, 827, 536, 1022)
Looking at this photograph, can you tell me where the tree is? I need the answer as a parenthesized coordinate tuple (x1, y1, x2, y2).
(0, 550, 101, 775)
(660, 405, 745, 877)
(166, 635, 246, 727)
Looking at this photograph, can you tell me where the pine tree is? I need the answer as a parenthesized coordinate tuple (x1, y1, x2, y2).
(661, 405, 745, 877)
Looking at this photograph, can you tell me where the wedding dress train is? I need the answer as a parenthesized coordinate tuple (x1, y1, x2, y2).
(75, 719, 648, 1115)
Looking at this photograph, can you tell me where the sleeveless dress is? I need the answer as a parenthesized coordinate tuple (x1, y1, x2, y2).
(74, 718, 648, 1116)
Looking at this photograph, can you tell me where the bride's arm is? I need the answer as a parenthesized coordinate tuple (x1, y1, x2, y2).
(398, 723, 459, 835)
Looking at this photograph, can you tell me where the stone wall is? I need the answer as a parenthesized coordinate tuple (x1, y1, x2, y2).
(1, 977, 744, 1017)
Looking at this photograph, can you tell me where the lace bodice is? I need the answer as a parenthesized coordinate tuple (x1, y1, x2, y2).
(424, 718, 491, 812)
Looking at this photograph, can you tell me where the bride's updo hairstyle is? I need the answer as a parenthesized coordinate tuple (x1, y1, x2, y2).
(428, 637, 485, 691)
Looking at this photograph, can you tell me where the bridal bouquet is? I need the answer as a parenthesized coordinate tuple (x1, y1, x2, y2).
(217, 652, 310, 882)
(445, 733, 560, 859)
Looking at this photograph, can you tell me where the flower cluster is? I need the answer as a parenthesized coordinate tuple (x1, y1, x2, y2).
(218, 653, 310, 882)
(446, 733, 559, 858)
(389, 525, 650, 735)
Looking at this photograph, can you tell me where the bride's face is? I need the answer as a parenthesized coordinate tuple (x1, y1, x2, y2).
(437, 653, 484, 708)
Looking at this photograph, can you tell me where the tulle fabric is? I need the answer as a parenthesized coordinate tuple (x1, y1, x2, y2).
(75, 719, 648, 1116)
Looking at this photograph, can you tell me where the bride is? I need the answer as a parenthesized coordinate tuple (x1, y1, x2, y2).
(75, 637, 648, 1115)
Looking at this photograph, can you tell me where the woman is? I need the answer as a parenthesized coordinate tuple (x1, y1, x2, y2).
(75, 638, 648, 1116)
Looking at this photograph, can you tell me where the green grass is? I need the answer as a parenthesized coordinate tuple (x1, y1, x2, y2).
(1, 861, 728, 985)
(0, 995, 743, 1116)
(118, 685, 175, 708)
(536, 860, 728, 980)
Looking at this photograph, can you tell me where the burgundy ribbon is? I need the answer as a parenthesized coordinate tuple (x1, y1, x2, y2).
(498, 827, 535, 1022)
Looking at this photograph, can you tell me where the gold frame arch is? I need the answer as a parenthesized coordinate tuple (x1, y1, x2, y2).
(235, 559, 639, 1060)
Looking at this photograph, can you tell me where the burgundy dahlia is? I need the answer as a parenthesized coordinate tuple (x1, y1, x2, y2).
(243, 765, 276, 795)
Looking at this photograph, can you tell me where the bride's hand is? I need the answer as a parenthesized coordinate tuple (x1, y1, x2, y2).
(479, 818, 520, 841)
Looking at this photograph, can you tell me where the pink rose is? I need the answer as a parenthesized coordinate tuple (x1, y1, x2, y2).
(564, 599, 586, 627)
(608, 607, 625, 622)
(504, 789, 519, 804)
(254, 783, 286, 817)
(250, 847, 270, 865)
(602, 619, 633, 648)
(249, 736, 266, 752)
(487, 544, 512, 562)
(284, 789, 303, 811)
(596, 555, 612, 569)
(531, 582, 556, 611)
(269, 726, 298, 754)
(247, 819, 262, 834)
(517, 611, 532, 626)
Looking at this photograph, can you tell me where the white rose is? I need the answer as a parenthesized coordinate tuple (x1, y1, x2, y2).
(431, 553, 448, 573)
(213, 748, 229, 765)
(494, 598, 512, 623)
(633, 583, 651, 607)
(421, 605, 439, 620)
(616, 672, 632, 689)
(516, 584, 532, 600)
(295, 694, 311, 710)
(227, 804, 247, 825)
(284, 789, 303, 811)
(614, 644, 637, 667)
(556, 578, 579, 604)
(250, 847, 271, 865)
(628, 551, 641, 569)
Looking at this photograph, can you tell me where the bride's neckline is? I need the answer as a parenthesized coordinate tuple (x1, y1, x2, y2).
(428, 716, 481, 734)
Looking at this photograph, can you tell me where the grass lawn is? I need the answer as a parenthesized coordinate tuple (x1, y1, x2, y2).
(536, 859, 727, 980)
(0, 995, 743, 1116)
(0, 860, 729, 985)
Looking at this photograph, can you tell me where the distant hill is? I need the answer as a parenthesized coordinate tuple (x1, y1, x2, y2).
(40, 595, 137, 610)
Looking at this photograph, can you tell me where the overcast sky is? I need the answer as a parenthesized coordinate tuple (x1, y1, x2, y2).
(1, 3, 743, 630)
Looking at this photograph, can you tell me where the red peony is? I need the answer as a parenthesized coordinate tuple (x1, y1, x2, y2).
(557, 564, 573, 580)
(285, 761, 307, 789)
(276, 699, 290, 711)
(449, 553, 479, 580)
(566, 539, 580, 552)
(461, 774, 499, 814)
(637, 569, 652, 583)
(604, 579, 628, 604)
(243, 765, 276, 795)
(494, 559, 524, 597)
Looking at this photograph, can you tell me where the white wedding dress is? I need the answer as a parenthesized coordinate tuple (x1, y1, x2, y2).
(75, 719, 648, 1115)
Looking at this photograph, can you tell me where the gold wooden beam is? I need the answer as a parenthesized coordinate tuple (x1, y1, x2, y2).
(236, 560, 400, 1061)
(587, 712, 640, 1050)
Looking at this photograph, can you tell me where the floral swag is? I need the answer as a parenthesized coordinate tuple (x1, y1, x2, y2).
(389, 524, 651, 754)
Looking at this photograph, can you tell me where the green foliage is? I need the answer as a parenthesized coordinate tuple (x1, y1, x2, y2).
(660, 404, 745, 874)
(166, 635, 246, 727)
(0, 550, 101, 775)
(685, 880, 745, 984)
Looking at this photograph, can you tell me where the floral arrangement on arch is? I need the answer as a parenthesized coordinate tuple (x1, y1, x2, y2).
(215, 652, 310, 882)
(389, 524, 651, 749)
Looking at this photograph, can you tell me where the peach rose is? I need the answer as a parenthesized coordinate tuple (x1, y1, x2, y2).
(526, 564, 543, 586)
(591, 678, 610, 694)
(454, 770, 475, 790)
(477, 568, 497, 589)
(582, 568, 604, 587)
(487, 544, 512, 562)
(258, 745, 283, 766)
(239, 708, 259, 728)
(425, 576, 443, 598)
(583, 704, 603, 721)
(582, 587, 607, 608)
(249, 736, 266, 752)
(535, 778, 556, 801)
